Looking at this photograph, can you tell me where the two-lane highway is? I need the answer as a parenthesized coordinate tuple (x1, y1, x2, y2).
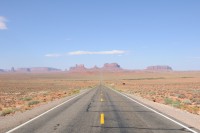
(6, 85, 198, 133)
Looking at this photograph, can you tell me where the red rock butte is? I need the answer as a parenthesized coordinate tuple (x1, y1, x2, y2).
(69, 63, 123, 72)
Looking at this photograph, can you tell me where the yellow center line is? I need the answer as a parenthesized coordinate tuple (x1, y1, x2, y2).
(100, 113, 104, 125)
(100, 98, 104, 102)
(100, 91, 105, 125)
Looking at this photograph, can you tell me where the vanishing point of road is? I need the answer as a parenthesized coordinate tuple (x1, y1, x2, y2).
(6, 85, 199, 133)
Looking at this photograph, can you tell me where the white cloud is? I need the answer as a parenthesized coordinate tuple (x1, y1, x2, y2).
(45, 54, 62, 57)
(0, 16, 7, 30)
(68, 50, 126, 55)
(45, 50, 126, 57)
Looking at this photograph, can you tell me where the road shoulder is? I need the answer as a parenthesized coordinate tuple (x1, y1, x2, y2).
(0, 89, 90, 133)
(124, 92, 200, 131)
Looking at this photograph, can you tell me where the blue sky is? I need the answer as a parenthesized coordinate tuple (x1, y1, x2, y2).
(0, 0, 200, 70)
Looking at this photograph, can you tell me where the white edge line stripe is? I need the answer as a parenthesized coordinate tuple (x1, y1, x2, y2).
(110, 88, 198, 133)
(6, 89, 90, 133)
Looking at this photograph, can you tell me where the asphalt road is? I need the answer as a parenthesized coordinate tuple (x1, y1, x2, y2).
(6, 85, 198, 133)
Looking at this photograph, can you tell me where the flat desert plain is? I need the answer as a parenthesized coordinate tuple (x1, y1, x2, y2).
(0, 71, 200, 116)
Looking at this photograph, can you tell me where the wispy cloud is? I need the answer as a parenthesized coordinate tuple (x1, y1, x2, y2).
(45, 54, 62, 57)
(45, 50, 126, 57)
(0, 16, 7, 30)
(68, 50, 126, 55)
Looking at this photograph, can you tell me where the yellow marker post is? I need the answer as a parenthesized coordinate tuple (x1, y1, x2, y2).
(100, 113, 104, 125)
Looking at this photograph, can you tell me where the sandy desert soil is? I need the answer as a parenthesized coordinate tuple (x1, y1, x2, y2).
(0, 73, 98, 116)
(105, 71, 200, 115)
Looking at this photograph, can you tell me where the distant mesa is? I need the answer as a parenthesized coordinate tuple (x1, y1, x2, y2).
(102, 63, 122, 71)
(30, 67, 61, 72)
(146, 65, 173, 71)
(14, 67, 61, 73)
(0, 69, 5, 72)
(68, 63, 123, 72)
(11, 67, 15, 72)
(89, 65, 100, 71)
(91, 65, 100, 70)
(16, 68, 31, 72)
(69, 64, 87, 72)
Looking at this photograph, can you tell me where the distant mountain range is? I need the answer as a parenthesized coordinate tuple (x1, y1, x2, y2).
(0, 63, 173, 73)
(0, 67, 62, 73)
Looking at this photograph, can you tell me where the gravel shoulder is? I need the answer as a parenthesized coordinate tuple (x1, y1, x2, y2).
(0, 89, 89, 133)
(125, 92, 200, 131)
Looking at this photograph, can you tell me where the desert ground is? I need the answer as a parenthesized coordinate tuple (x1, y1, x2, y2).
(0, 73, 98, 116)
(0, 71, 200, 116)
(106, 71, 200, 115)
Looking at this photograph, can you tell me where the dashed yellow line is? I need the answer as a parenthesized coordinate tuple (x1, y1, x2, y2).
(100, 98, 104, 102)
(100, 91, 105, 125)
(100, 113, 104, 125)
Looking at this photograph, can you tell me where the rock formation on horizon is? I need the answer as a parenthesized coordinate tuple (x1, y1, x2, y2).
(30, 67, 61, 72)
(68, 63, 123, 72)
(1, 64, 174, 73)
(0, 69, 5, 72)
(102, 63, 122, 71)
(69, 64, 87, 72)
(16, 68, 31, 72)
(90, 65, 100, 71)
(14, 67, 61, 72)
(11, 67, 15, 72)
(146, 65, 173, 71)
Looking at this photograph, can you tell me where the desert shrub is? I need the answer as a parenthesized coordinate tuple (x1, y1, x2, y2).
(20, 97, 32, 101)
(193, 90, 200, 94)
(174, 94, 180, 98)
(191, 106, 199, 114)
(72, 90, 80, 94)
(149, 91, 156, 95)
(196, 100, 200, 104)
(183, 99, 192, 105)
(118, 89, 123, 92)
(1, 108, 14, 116)
(178, 94, 186, 99)
(164, 97, 173, 105)
(172, 100, 181, 108)
(28, 100, 40, 106)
